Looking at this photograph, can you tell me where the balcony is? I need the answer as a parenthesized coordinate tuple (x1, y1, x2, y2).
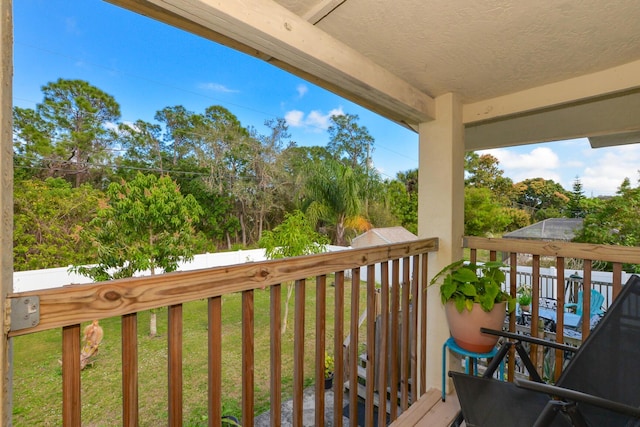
(7, 237, 639, 426)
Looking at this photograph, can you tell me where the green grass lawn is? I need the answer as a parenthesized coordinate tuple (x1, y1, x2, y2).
(12, 278, 368, 426)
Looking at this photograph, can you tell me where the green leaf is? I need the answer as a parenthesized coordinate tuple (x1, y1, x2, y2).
(451, 267, 478, 283)
(460, 283, 477, 297)
(464, 299, 474, 312)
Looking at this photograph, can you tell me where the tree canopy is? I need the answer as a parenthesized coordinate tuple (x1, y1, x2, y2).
(13, 77, 632, 272)
(73, 173, 203, 281)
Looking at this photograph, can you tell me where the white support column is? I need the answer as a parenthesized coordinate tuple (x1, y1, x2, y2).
(417, 93, 465, 391)
(0, 1, 13, 423)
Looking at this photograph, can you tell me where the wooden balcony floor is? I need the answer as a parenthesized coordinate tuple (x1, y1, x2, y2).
(390, 389, 461, 427)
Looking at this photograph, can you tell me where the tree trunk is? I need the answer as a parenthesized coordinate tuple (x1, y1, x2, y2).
(281, 283, 295, 335)
(240, 213, 247, 246)
(336, 219, 346, 246)
(150, 263, 157, 337)
(149, 311, 157, 337)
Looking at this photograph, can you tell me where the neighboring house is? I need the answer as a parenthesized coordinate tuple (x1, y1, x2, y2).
(503, 218, 584, 241)
(351, 226, 418, 248)
(503, 218, 584, 267)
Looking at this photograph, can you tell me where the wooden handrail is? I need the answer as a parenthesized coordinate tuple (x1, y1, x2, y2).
(464, 236, 640, 263)
(8, 238, 439, 337)
(464, 236, 638, 384)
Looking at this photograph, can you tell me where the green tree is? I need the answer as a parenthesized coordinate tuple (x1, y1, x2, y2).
(259, 209, 328, 259)
(464, 187, 511, 236)
(465, 152, 514, 203)
(387, 169, 418, 234)
(154, 105, 198, 168)
(575, 177, 640, 270)
(326, 114, 374, 170)
(514, 178, 569, 221)
(74, 173, 203, 336)
(304, 159, 369, 246)
(14, 79, 121, 187)
(566, 177, 585, 218)
(259, 210, 328, 333)
(116, 119, 165, 179)
(14, 178, 103, 271)
(13, 107, 55, 181)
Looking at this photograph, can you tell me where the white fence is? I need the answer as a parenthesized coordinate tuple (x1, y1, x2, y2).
(13, 245, 349, 293)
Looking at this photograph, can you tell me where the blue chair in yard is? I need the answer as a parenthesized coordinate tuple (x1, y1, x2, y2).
(564, 289, 605, 319)
(450, 275, 640, 427)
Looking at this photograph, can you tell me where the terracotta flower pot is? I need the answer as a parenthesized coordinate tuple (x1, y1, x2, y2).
(445, 301, 507, 353)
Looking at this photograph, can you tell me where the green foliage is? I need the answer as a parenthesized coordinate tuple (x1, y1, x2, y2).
(514, 177, 570, 215)
(430, 260, 515, 313)
(14, 78, 121, 187)
(464, 187, 511, 236)
(516, 284, 532, 306)
(465, 152, 514, 203)
(326, 113, 374, 170)
(73, 173, 203, 281)
(566, 177, 586, 218)
(324, 352, 334, 378)
(259, 210, 328, 259)
(387, 170, 418, 234)
(575, 175, 640, 272)
(303, 159, 366, 246)
(502, 207, 531, 231)
(13, 178, 103, 270)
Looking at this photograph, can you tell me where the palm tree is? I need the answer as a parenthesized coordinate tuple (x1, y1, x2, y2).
(304, 159, 370, 245)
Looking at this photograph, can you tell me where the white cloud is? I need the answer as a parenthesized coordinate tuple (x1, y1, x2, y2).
(198, 82, 239, 93)
(296, 84, 308, 98)
(284, 107, 344, 132)
(284, 110, 304, 127)
(580, 146, 640, 196)
(104, 121, 120, 131)
(483, 146, 561, 183)
(482, 141, 640, 196)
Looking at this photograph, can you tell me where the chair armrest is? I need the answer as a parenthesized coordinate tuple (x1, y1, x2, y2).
(480, 328, 578, 353)
(564, 303, 577, 312)
(515, 379, 640, 418)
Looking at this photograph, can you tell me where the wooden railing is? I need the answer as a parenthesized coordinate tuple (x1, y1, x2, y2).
(8, 238, 438, 426)
(464, 236, 640, 382)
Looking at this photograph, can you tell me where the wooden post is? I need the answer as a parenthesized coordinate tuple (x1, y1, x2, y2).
(0, 1, 13, 424)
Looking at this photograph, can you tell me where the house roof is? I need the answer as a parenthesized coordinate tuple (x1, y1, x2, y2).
(110, 0, 640, 152)
(503, 218, 584, 241)
(351, 226, 418, 247)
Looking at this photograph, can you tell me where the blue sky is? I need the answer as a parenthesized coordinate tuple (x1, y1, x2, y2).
(14, 0, 640, 196)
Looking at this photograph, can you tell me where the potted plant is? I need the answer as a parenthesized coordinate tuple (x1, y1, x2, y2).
(324, 352, 334, 389)
(430, 260, 515, 353)
(517, 284, 532, 312)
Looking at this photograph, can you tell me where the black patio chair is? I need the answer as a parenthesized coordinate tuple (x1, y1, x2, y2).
(449, 274, 640, 427)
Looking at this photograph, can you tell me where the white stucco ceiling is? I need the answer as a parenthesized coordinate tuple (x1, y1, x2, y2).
(302, 0, 640, 103)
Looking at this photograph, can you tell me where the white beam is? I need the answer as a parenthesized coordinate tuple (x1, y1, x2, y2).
(302, 0, 346, 24)
(107, 0, 435, 125)
(589, 131, 640, 148)
(463, 59, 640, 125)
(465, 90, 640, 151)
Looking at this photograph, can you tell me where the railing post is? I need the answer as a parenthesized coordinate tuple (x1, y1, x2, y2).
(0, 1, 13, 424)
(168, 304, 183, 426)
(122, 313, 139, 426)
(62, 324, 81, 427)
(292, 280, 305, 426)
(242, 290, 254, 427)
